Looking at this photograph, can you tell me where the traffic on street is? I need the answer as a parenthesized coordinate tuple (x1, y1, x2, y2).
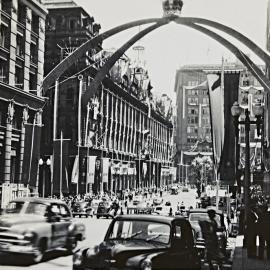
(0, 186, 237, 270)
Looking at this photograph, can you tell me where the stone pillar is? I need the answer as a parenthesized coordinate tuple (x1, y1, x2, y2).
(9, 0, 18, 84)
(4, 100, 15, 183)
(19, 106, 29, 183)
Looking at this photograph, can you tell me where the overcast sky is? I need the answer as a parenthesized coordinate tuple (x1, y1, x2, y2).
(75, 0, 268, 99)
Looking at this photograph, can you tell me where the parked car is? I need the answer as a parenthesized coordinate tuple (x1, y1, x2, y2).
(96, 201, 113, 219)
(0, 197, 86, 264)
(171, 186, 178, 195)
(72, 201, 93, 218)
(73, 215, 201, 270)
(153, 197, 163, 206)
(153, 205, 171, 216)
(182, 187, 189, 192)
(188, 208, 228, 256)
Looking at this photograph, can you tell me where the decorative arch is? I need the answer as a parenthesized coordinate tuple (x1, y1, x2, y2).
(42, 15, 270, 100)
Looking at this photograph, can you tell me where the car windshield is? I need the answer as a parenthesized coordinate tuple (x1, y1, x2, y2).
(108, 220, 170, 244)
(5, 201, 25, 214)
(25, 202, 47, 215)
(189, 213, 221, 227)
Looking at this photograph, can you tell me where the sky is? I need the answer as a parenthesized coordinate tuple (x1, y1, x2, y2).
(75, 0, 268, 99)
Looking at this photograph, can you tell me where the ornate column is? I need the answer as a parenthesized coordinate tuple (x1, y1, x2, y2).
(4, 100, 15, 183)
(18, 105, 29, 183)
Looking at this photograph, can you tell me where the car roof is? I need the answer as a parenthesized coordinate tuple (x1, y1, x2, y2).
(189, 208, 223, 215)
(114, 214, 188, 224)
(9, 197, 66, 206)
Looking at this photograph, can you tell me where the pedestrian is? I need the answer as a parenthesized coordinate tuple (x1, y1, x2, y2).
(124, 200, 128, 208)
(199, 209, 224, 270)
(257, 202, 270, 259)
(246, 204, 258, 258)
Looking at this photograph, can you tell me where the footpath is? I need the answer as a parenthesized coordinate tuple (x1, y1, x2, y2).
(232, 235, 270, 270)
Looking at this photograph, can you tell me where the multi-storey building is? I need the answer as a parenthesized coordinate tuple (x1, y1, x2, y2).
(174, 61, 267, 185)
(41, 0, 173, 196)
(0, 0, 47, 208)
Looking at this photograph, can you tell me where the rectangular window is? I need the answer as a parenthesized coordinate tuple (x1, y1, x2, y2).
(187, 97, 198, 105)
(15, 66, 24, 89)
(2, 0, 11, 15)
(202, 107, 209, 115)
(0, 24, 9, 48)
(18, 3, 26, 25)
(29, 73, 37, 93)
(31, 14, 39, 34)
(187, 116, 198, 124)
(0, 60, 8, 83)
(16, 34, 24, 57)
(202, 97, 209, 104)
(30, 42, 38, 64)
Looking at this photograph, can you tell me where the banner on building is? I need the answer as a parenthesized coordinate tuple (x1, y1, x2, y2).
(52, 140, 69, 194)
(207, 69, 240, 183)
(22, 124, 42, 187)
(87, 156, 97, 184)
(101, 158, 110, 183)
(71, 155, 79, 184)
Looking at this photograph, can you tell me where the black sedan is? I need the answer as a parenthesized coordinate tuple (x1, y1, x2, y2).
(73, 215, 201, 270)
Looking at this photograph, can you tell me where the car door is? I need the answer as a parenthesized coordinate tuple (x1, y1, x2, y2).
(166, 221, 194, 269)
(50, 203, 72, 248)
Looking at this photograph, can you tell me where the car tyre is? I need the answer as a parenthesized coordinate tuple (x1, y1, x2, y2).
(66, 239, 78, 254)
(32, 239, 46, 264)
(97, 215, 100, 219)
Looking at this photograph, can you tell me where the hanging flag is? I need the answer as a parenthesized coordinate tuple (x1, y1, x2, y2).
(22, 123, 42, 187)
(207, 64, 240, 183)
(52, 139, 69, 194)
(86, 156, 97, 184)
(101, 158, 110, 183)
(71, 155, 79, 184)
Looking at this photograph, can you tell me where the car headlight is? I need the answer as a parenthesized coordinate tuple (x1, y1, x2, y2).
(68, 224, 75, 232)
(73, 250, 83, 266)
(23, 231, 35, 241)
(141, 259, 152, 270)
(86, 245, 99, 257)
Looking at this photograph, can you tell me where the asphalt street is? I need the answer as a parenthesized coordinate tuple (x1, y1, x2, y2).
(0, 188, 211, 270)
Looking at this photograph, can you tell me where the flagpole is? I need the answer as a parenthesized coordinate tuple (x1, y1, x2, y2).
(77, 75, 83, 195)
(53, 80, 59, 141)
(60, 131, 63, 199)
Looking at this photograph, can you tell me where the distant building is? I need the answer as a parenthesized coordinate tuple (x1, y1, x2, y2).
(0, 0, 47, 208)
(174, 62, 266, 184)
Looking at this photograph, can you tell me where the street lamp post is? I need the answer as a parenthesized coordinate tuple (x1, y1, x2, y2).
(38, 158, 51, 197)
(231, 101, 264, 238)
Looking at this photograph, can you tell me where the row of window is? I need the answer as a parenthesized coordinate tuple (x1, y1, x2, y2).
(187, 89, 208, 96)
(187, 97, 209, 105)
(187, 107, 210, 115)
(187, 126, 211, 134)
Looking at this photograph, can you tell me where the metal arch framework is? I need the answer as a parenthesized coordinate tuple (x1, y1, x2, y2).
(42, 17, 172, 92)
(42, 15, 270, 98)
(83, 19, 169, 106)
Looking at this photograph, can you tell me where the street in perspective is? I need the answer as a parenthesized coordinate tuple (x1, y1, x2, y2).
(0, 0, 270, 270)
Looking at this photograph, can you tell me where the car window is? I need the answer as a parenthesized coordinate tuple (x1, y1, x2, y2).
(25, 202, 47, 215)
(5, 201, 24, 214)
(50, 204, 60, 215)
(59, 204, 71, 218)
(108, 220, 170, 244)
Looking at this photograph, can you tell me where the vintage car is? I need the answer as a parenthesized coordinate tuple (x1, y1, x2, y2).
(96, 201, 113, 219)
(152, 197, 163, 206)
(72, 201, 93, 218)
(188, 208, 228, 256)
(73, 215, 201, 270)
(0, 197, 86, 263)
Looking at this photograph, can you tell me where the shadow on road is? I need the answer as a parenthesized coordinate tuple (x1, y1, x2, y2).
(0, 249, 70, 267)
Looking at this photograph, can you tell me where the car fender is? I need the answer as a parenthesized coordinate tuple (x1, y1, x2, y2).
(125, 251, 164, 268)
(12, 222, 52, 246)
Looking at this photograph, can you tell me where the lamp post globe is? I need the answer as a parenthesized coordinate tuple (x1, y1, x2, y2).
(162, 0, 184, 17)
(231, 102, 242, 117)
